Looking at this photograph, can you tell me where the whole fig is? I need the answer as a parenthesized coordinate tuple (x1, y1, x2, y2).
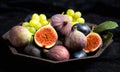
(55, 40, 63, 46)
(24, 44, 41, 57)
(46, 45, 70, 61)
(65, 26, 87, 51)
(9, 25, 32, 47)
(50, 14, 72, 36)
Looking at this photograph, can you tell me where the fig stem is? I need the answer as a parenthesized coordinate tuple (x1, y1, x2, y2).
(61, 12, 64, 15)
(63, 21, 68, 26)
(91, 26, 95, 33)
(73, 26, 78, 31)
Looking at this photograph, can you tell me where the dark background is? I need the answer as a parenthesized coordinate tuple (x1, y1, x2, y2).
(0, 0, 120, 72)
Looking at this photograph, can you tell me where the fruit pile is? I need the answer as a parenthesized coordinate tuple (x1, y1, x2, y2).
(22, 13, 49, 35)
(3, 9, 118, 61)
(64, 9, 85, 25)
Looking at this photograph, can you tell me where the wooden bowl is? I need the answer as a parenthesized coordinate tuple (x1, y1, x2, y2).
(2, 23, 113, 64)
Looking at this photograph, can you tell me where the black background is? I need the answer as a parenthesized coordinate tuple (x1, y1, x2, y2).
(0, 0, 120, 72)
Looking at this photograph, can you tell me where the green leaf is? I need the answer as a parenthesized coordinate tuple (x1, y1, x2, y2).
(94, 21, 118, 33)
(102, 32, 113, 45)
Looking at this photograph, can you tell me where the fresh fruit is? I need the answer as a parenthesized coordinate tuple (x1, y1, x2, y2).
(76, 17, 85, 24)
(27, 26, 36, 35)
(22, 22, 37, 35)
(72, 23, 91, 35)
(73, 11, 82, 19)
(66, 9, 74, 16)
(64, 9, 85, 25)
(39, 14, 47, 21)
(83, 28, 102, 53)
(22, 22, 30, 27)
(31, 13, 39, 21)
(24, 44, 41, 57)
(39, 14, 49, 26)
(5, 9, 115, 62)
(73, 50, 87, 58)
(29, 19, 42, 30)
(34, 24, 58, 48)
(9, 25, 32, 47)
(22, 13, 49, 33)
(65, 15, 73, 22)
(55, 40, 63, 46)
(46, 45, 70, 61)
(65, 26, 87, 51)
(50, 14, 72, 36)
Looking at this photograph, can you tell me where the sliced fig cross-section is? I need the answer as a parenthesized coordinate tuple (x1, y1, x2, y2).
(83, 32, 102, 53)
(34, 24, 58, 48)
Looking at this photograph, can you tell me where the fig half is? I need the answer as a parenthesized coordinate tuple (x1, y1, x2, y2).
(83, 32, 102, 53)
(34, 24, 58, 49)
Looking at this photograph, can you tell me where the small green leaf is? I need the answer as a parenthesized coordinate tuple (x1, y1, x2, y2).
(102, 32, 113, 45)
(94, 21, 118, 33)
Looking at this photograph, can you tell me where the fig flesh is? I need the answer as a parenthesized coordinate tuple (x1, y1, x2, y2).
(34, 24, 58, 49)
(83, 32, 102, 53)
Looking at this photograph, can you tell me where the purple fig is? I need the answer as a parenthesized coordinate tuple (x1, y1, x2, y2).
(8, 25, 32, 47)
(65, 26, 87, 51)
(24, 44, 41, 57)
(46, 45, 70, 61)
(50, 14, 72, 36)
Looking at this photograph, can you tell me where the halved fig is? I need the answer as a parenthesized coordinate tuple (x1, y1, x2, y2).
(83, 32, 102, 53)
(34, 24, 58, 49)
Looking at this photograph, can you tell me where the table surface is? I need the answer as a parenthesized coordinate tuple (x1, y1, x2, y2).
(0, 0, 120, 72)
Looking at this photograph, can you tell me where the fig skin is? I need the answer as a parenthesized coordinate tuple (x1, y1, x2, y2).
(46, 45, 70, 61)
(50, 14, 72, 37)
(64, 26, 87, 52)
(72, 23, 91, 36)
(55, 40, 63, 46)
(9, 25, 32, 47)
(24, 44, 41, 57)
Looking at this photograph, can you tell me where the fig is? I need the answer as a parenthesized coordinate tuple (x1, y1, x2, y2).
(46, 45, 70, 61)
(34, 24, 58, 49)
(55, 40, 63, 46)
(73, 50, 87, 58)
(83, 32, 102, 53)
(50, 14, 72, 36)
(72, 23, 91, 35)
(64, 26, 87, 51)
(9, 25, 32, 47)
(24, 44, 41, 57)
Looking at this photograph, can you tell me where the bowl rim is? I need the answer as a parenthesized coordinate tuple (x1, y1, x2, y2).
(8, 39, 113, 64)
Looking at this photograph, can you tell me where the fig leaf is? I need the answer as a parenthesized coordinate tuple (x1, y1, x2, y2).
(102, 32, 113, 45)
(94, 21, 118, 33)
